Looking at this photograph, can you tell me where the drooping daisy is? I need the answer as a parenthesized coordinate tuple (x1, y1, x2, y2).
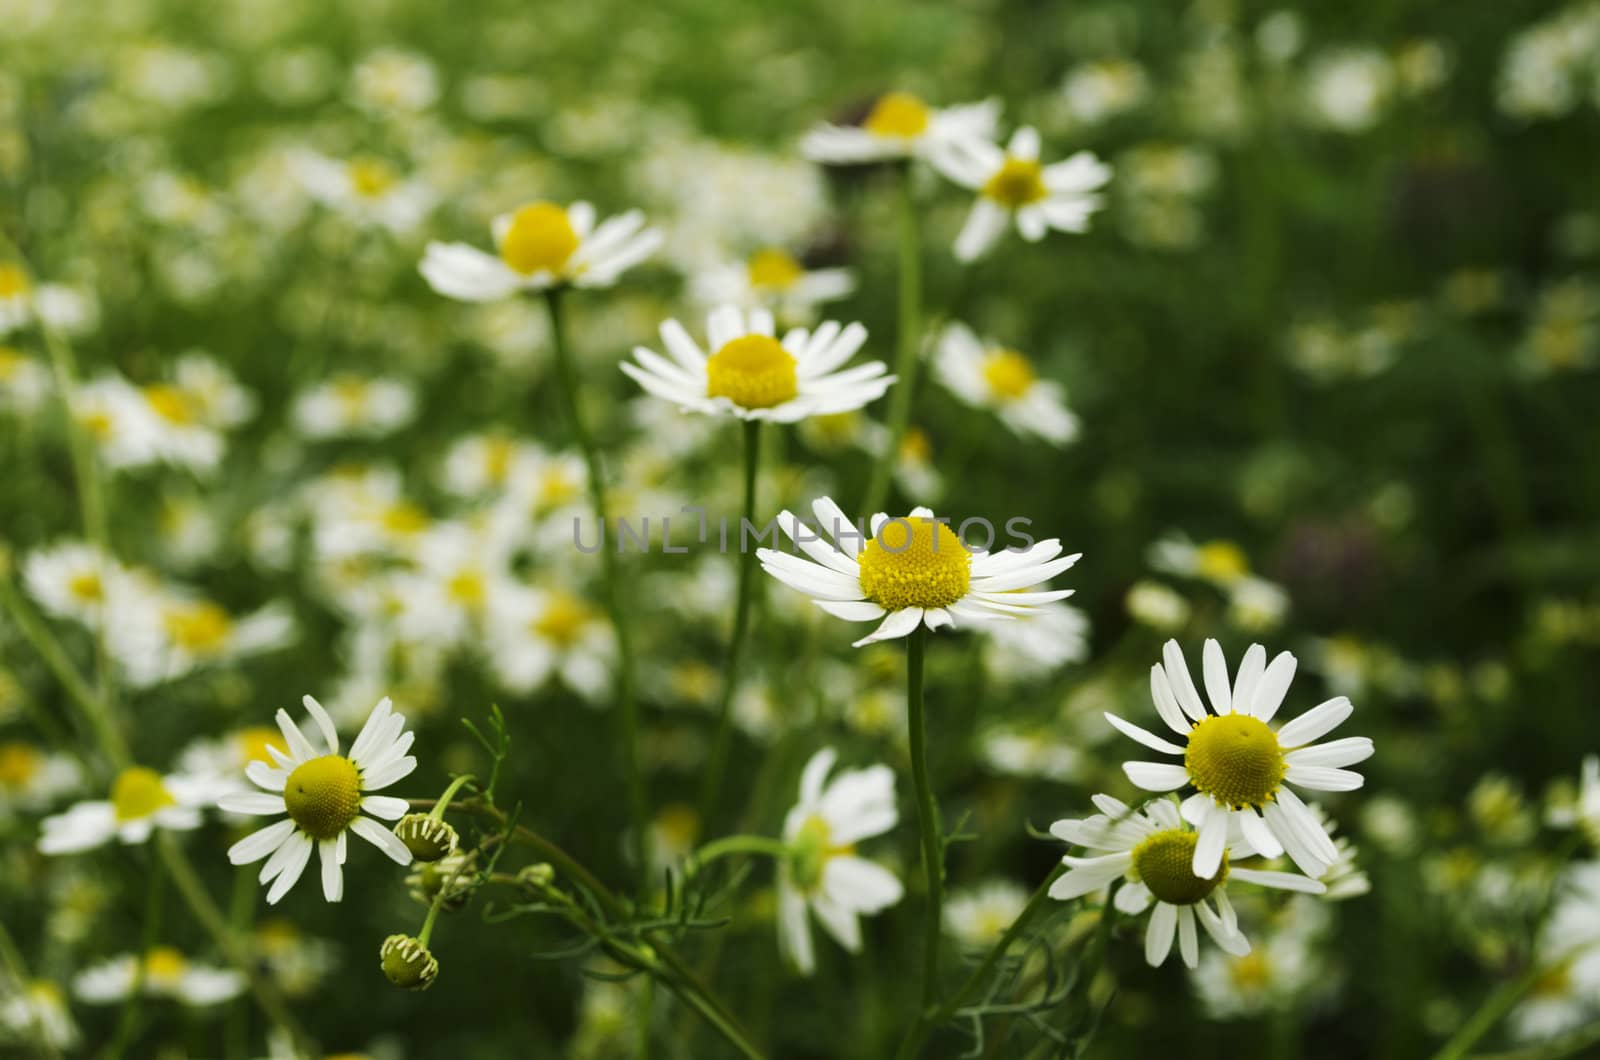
(691, 248, 856, 321)
(1106, 639, 1374, 879)
(420, 200, 662, 299)
(932, 127, 1111, 262)
(73, 948, 245, 1007)
(38, 768, 210, 854)
(1049, 794, 1326, 968)
(934, 322, 1079, 445)
(218, 696, 415, 904)
(799, 92, 999, 165)
(757, 497, 1080, 647)
(777, 748, 904, 975)
(621, 306, 893, 422)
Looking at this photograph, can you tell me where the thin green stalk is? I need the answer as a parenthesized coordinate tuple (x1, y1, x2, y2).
(0, 918, 63, 1060)
(429, 774, 475, 820)
(542, 287, 648, 872)
(1432, 959, 1569, 1060)
(1472, 1018, 1600, 1060)
(688, 834, 788, 874)
(862, 163, 923, 516)
(905, 626, 944, 1013)
(699, 418, 763, 821)
(895, 862, 1068, 1060)
(103, 850, 165, 1060)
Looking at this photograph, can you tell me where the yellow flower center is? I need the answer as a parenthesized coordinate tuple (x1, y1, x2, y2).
(143, 946, 188, 983)
(857, 516, 972, 612)
(899, 426, 931, 462)
(862, 92, 931, 139)
(235, 726, 286, 767)
(111, 767, 177, 823)
(447, 570, 486, 608)
(1185, 714, 1286, 808)
(789, 814, 853, 892)
(1195, 541, 1248, 582)
(0, 741, 42, 788)
(483, 437, 515, 484)
(0, 346, 21, 379)
(143, 384, 197, 425)
(380, 502, 430, 535)
(654, 803, 701, 850)
(1228, 951, 1272, 989)
(68, 571, 103, 603)
(532, 591, 593, 648)
(983, 157, 1048, 208)
(499, 201, 579, 276)
(981, 348, 1036, 399)
(255, 918, 300, 953)
(163, 601, 232, 653)
(746, 248, 804, 292)
(538, 466, 580, 507)
(348, 156, 398, 199)
(284, 755, 362, 840)
(0, 263, 28, 298)
(1130, 828, 1229, 905)
(78, 410, 115, 440)
(704, 334, 798, 409)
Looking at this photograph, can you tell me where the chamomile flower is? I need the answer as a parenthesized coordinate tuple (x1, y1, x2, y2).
(420, 200, 662, 299)
(0, 741, 82, 814)
(0, 980, 78, 1051)
(944, 880, 1030, 949)
(0, 346, 50, 413)
(484, 586, 614, 703)
(73, 948, 245, 1007)
(1511, 862, 1600, 1041)
(934, 322, 1079, 444)
(800, 92, 999, 165)
(218, 696, 416, 904)
(1049, 795, 1326, 968)
(976, 600, 1090, 681)
(38, 768, 210, 854)
(932, 127, 1111, 262)
(21, 541, 129, 627)
(293, 151, 434, 234)
(757, 497, 1079, 647)
(621, 306, 893, 422)
(291, 375, 416, 440)
(776, 748, 904, 975)
(1106, 639, 1374, 879)
(691, 248, 856, 321)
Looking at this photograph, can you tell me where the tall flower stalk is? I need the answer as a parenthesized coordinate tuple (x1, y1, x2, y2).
(700, 418, 763, 820)
(542, 288, 649, 870)
(904, 625, 944, 1012)
(862, 165, 923, 516)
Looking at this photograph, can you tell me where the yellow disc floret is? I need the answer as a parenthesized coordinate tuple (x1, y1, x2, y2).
(747, 248, 805, 291)
(1185, 714, 1286, 808)
(1131, 828, 1229, 905)
(1195, 541, 1249, 583)
(284, 755, 362, 840)
(499, 202, 579, 276)
(863, 92, 932, 139)
(533, 591, 593, 648)
(705, 334, 798, 409)
(0, 263, 28, 298)
(982, 157, 1048, 208)
(348, 157, 398, 199)
(981, 348, 1036, 399)
(788, 814, 854, 893)
(163, 601, 232, 653)
(0, 741, 42, 789)
(857, 516, 972, 612)
(111, 767, 177, 823)
(235, 727, 286, 768)
(143, 946, 188, 985)
(143, 384, 197, 425)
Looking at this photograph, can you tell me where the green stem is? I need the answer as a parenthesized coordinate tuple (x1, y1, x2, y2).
(895, 862, 1068, 1060)
(699, 418, 763, 820)
(862, 163, 923, 517)
(1472, 1017, 1600, 1060)
(0, 918, 62, 1060)
(429, 774, 475, 821)
(103, 850, 165, 1060)
(689, 834, 788, 871)
(542, 287, 648, 872)
(0, 573, 129, 769)
(1431, 961, 1560, 1060)
(905, 626, 944, 1014)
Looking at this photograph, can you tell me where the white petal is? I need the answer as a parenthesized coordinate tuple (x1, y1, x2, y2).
(1161, 641, 1207, 721)
(810, 895, 862, 952)
(1275, 697, 1353, 749)
(361, 757, 417, 791)
(1284, 737, 1374, 769)
(350, 815, 412, 865)
(1237, 806, 1283, 858)
(1145, 902, 1177, 966)
(1231, 644, 1266, 715)
(1103, 712, 1186, 756)
(813, 599, 886, 622)
(1122, 762, 1189, 792)
(1230, 868, 1327, 894)
(1201, 639, 1232, 715)
(218, 792, 287, 816)
(362, 795, 410, 820)
(274, 709, 316, 762)
(226, 819, 295, 865)
(1248, 651, 1298, 722)
(1149, 664, 1191, 736)
(301, 695, 340, 755)
(851, 608, 924, 647)
(265, 834, 313, 904)
(1177, 904, 1199, 968)
(348, 696, 395, 765)
(1193, 806, 1228, 878)
(320, 839, 344, 902)
(1285, 765, 1365, 792)
(822, 856, 904, 911)
(245, 760, 287, 792)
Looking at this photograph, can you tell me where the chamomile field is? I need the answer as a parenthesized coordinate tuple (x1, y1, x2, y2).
(1, 1, 1598, 1058)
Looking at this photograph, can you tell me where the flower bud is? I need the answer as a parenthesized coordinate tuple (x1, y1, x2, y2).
(379, 934, 438, 991)
(516, 863, 555, 890)
(393, 814, 459, 862)
(406, 852, 474, 912)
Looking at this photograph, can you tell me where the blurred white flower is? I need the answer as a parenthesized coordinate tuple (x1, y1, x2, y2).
(800, 92, 998, 165)
(934, 322, 1078, 445)
(421, 200, 661, 298)
(0, 344, 50, 412)
(0, 741, 82, 813)
(1060, 60, 1148, 126)
(977, 600, 1090, 681)
(291, 375, 416, 440)
(1126, 580, 1191, 632)
(777, 748, 903, 975)
(485, 586, 614, 703)
(944, 880, 1029, 949)
(691, 248, 855, 322)
(39, 767, 211, 854)
(350, 48, 439, 114)
(293, 151, 434, 234)
(0, 980, 78, 1051)
(1304, 49, 1394, 132)
(73, 948, 244, 1007)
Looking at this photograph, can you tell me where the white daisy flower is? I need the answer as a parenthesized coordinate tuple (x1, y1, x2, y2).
(38, 767, 210, 854)
(21, 541, 129, 627)
(485, 585, 614, 703)
(0, 345, 50, 413)
(944, 880, 1030, 949)
(620, 306, 893, 422)
(70, 376, 162, 470)
(691, 248, 856, 321)
(932, 127, 1111, 262)
(799, 92, 999, 165)
(1049, 795, 1326, 968)
(73, 948, 245, 1007)
(0, 981, 79, 1051)
(108, 592, 295, 690)
(757, 497, 1080, 647)
(977, 600, 1090, 681)
(777, 748, 904, 975)
(171, 351, 256, 430)
(137, 381, 225, 472)
(0, 263, 97, 337)
(290, 375, 416, 440)
(934, 322, 1079, 445)
(218, 695, 416, 904)
(1106, 639, 1374, 879)
(420, 200, 662, 299)
(292, 150, 433, 234)
(0, 741, 83, 813)
(1511, 862, 1600, 1041)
